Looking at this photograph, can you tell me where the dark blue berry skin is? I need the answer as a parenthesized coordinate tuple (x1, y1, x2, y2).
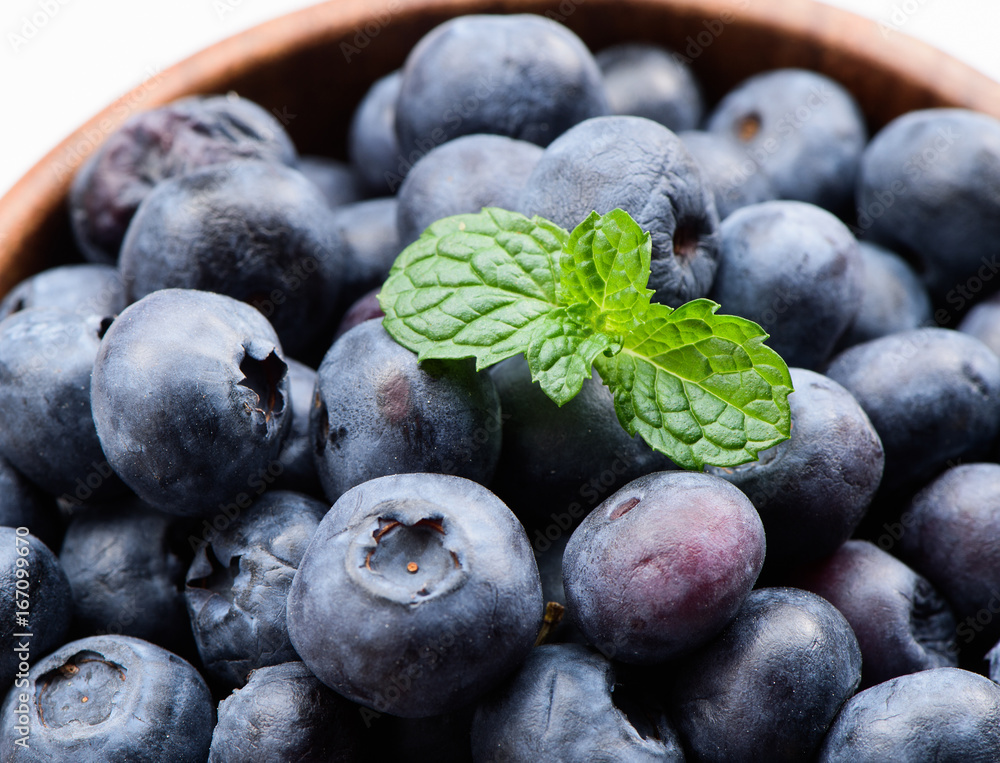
(119, 161, 347, 356)
(208, 662, 368, 762)
(958, 291, 1000, 356)
(790, 540, 957, 689)
(707, 68, 867, 214)
(855, 108, 1000, 303)
(0, 457, 61, 550)
(91, 289, 292, 516)
(679, 130, 778, 219)
(286, 473, 543, 717)
(597, 43, 703, 132)
(0, 308, 124, 502)
(394, 14, 608, 161)
(0, 264, 125, 323)
(668, 587, 861, 763)
(817, 668, 1000, 762)
(825, 329, 1000, 493)
(331, 196, 401, 303)
(185, 490, 326, 689)
(0, 635, 214, 762)
(311, 319, 501, 503)
(274, 358, 324, 497)
(710, 200, 863, 370)
(838, 241, 932, 349)
(472, 643, 685, 762)
(397, 134, 542, 246)
(349, 70, 403, 195)
(563, 471, 764, 664)
(59, 499, 197, 657)
(490, 357, 672, 533)
(895, 464, 1000, 650)
(708, 368, 884, 566)
(333, 288, 384, 340)
(0, 528, 72, 690)
(518, 115, 719, 307)
(296, 155, 367, 209)
(70, 94, 297, 264)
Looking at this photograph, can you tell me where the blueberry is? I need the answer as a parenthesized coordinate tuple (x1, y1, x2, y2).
(791, 540, 957, 688)
(518, 115, 719, 307)
(332, 288, 384, 341)
(855, 108, 1000, 303)
(0, 264, 125, 323)
(817, 668, 1000, 762)
(679, 130, 778, 219)
(0, 457, 61, 550)
(119, 160, 347, 356)
(296, 155, 367, 209)
(0, 307, 124, 502)
(348, 70, 403, 195)
(331, 196, 402, 302)
(286, 473, 543, 717)
(708, 368, 884, 566)
(311, 319, 501, 502)
(274, 358, 324, 497)
(837, 241, 932, 349)
(668, 587, 861, 763)
(825, 329, 1000, 493)
(958, 291, 1000, 356)
(895, 463, 1000, 651)
(208, 662, 368, 762)
(596, 43, 703, 132)
(0, 635, 214, 761)
(185, 490, 327, 688)
(397, 134, 542, 246)
(706, 68, 867, 213)
(709, 200, 863, 370)
(563, 471, 765, 663)
(394, 14, 608, 162)
(472, 643, 685, 761)
(489, 357, 673, 533)
(59, 499, 197, 656)
(0, 528, 72, 689)
(70, 94, 297, 264)
(91, 289, 291, 516)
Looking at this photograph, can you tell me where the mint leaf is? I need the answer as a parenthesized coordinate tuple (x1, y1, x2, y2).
(526, 305, 614, 405)
(594, 299, 793, 470)
(378, 208, 568, 369)
(558, 209, 654, 337)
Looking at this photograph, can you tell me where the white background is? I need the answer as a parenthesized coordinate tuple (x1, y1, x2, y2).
(1, 0, 997, 198)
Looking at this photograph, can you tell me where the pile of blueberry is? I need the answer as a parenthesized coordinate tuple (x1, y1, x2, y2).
(3, 10, 1000, 761)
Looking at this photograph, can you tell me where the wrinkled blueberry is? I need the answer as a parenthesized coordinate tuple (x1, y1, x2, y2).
(91, 289, 291, 516)
(397, 134, 542, 246)
(472, 643, 685, 761)
(563, 471, 765, 663)
(518, 115, 719, 306)
(186, 490, 326, 688)
(311, 319, 501, 502)
(287, 473, 543, 717)
(70, 94, 296, 264)
(119, 160, 347, 356)
(707, 68, 867, 213)
(710, 200, 863, 369)
(597, 43, 702, 132)
(395, 14, 608, 161)
(0, 635, 213, 761)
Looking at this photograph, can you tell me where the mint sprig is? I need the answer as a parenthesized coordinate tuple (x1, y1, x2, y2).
(378, 207, 793, 470)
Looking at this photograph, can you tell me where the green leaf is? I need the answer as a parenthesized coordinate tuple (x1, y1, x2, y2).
(378, 208, 568, 369)
(558, 209, 654, 336)
(526, 305, 615, 405)
(593, 299, 793, 470)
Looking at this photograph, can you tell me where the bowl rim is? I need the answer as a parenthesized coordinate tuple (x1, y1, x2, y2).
(2, 0, 998, 294)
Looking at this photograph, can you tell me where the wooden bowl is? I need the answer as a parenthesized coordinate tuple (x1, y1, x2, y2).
(1, 0, 998, 297)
